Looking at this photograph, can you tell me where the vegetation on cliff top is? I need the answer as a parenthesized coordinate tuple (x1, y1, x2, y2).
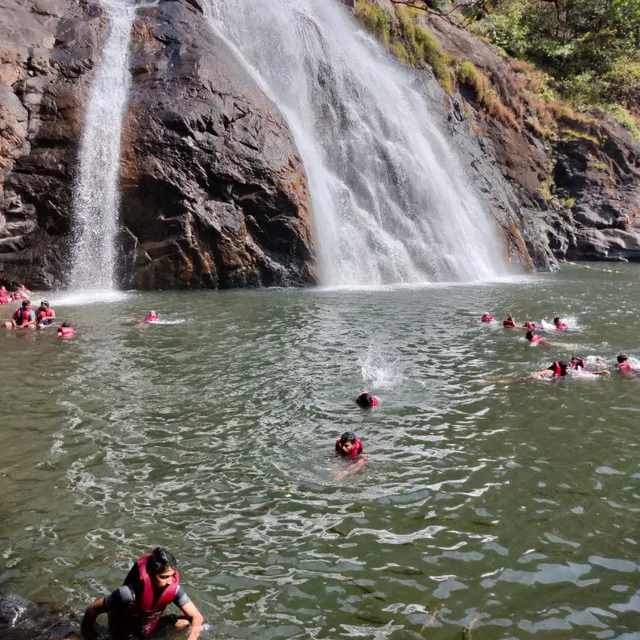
(354, 0, 640, 139)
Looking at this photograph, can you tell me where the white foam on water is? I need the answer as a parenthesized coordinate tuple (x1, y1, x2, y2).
(52, 290, 131, 306)
(359, 344, 403, 390)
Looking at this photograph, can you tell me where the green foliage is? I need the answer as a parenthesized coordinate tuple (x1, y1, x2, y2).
(390, 41, 410, 63)
(604, 105, 640, 140)
(477, 0, 640, 119)
(354, 2, 392, 46)
(484, 2, 529, 57)
(414, 25, 456, 93)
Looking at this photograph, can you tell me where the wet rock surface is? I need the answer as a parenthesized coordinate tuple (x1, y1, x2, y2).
(121, 0, 316, 289)
(0, 593, 80, 639)
(0, 0, 107, 288)
(421, 12, 640, 265)
(1, 0, 639, 290)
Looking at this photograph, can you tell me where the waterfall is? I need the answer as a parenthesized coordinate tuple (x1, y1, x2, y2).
(67, 0, 137, 292)
(206, 0, 510, 285)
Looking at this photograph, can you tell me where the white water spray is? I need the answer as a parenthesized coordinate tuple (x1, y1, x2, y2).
(206, 0, 509, 286)
(68, 0, 137, 292)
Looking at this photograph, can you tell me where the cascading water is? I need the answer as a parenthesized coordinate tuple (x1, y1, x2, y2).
(206, 0, 510, 285)
(67, 0, 137, 292)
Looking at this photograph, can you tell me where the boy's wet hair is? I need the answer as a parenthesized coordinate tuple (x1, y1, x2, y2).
(356, 392, 374, 407)
(558, 361, 569, 372)
(526, 331, 534, 340)
(147, 547, 177, 576)
(61, 322, 71, 328)
(617, 354, 629, 362)
(21, 300, 30, 307)
(339, 432, 357, 446)
(553, 317, 561, 323)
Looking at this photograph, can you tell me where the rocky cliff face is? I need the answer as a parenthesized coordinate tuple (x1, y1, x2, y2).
(0, 0, 106, 288)
(0, 0, 316, 289)
(409, 10, 640, 264)
(2, 0, 638, 291)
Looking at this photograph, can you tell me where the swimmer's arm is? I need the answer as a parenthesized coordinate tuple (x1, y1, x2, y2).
(530, 369, 553, 379)
(334, 456, 368, 480)
(79, 597, 106, 639)
(180, 601, 204, 640)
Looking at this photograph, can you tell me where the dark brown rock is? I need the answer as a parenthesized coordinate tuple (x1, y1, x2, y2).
(0, 0, 107, 288)
(120, 0, 317, 289)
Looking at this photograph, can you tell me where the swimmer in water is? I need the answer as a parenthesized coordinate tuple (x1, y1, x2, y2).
(57, 322, 75, 337)
(36, 300, 56, 326)
(531, 360, 570, 379)
(75, 547, 203, 640)
(334, 431, 367, 479)
(553, 316, 569, 331)
(4, 300, 36, 329)
(144, 310, 159, 322)
(503, 313, 516, 328)
(526, 330, 549, 345)
(356, 392, 379, 408)
(480, 313, 494, 323)
(571, 356, 610, 376)
(0, 286, 8, 305)
(615, 353, 636, 373)
(523, 320, 539, 329)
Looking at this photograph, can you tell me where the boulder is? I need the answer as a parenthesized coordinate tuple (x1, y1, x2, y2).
(120, 0, 316, 289)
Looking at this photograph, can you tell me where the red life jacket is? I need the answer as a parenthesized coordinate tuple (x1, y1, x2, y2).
(335, 438, 364, 458)
(523, 321, 535, 329)
(571, 359, 586, 370)
(503, 318, 515, 328)
(0, 295, 7, 305)
(481, 315, 494, 323)
(549, 361, 566, 377)
(144, 315, 158, 322)
(109, 554, 180, 637)
(57, 326, 75, 337)
(13, 307, 32, 325)
(38, 308, 54, 322)
(555, 322, 569, 330)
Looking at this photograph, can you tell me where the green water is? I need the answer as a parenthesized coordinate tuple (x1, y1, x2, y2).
(1, 265, 639, 639)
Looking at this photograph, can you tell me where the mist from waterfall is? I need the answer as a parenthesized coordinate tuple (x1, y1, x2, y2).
(67, 0, 137, 292)
(206, 0, 510, 286)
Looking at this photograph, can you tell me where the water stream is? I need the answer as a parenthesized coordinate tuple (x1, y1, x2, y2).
(67, 0, 137, 292)
(206, 0, 509, 285)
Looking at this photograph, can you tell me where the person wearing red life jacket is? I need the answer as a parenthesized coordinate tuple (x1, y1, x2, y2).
(356, 392, 379, 408)
(503, 313, 516, 328)
(526, 331, 549, 345)
(144, 310, 159, 322)
(4, 300, 36, 329)
(36, 300, 56, 326)
(0, 286, 9, 305)
(481, 313, 494, 323)
(553, 316, 569, 331)
(615, 354, 636, 373)
(523, 320, 538, 329)
(334, 432, 366, 480)
(531, 360, 570, 379)
(78, 548, 203, 640)
(571, 356, 610, 376)
(57, 322, 75, 337)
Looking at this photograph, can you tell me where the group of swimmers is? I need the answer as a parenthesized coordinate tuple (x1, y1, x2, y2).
(3, 299, 75, 336)
(478, 311, 637, 379)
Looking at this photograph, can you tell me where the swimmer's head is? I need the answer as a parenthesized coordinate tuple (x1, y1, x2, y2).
(150, 310, 156, 315)
(553, 316, 561, 324)
(61, 322, 71, 328)
(21, 300, 30, 308)
(338, 431, 358, 454)
(558, 361, 569, 374)
(617, 354, 629, 363)
(40, 300, 49, 308)
(526, 331, 534, 340)
(356, 392, 375, 408)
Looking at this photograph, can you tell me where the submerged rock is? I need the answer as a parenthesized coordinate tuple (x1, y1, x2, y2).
(0, 593, 80, 639)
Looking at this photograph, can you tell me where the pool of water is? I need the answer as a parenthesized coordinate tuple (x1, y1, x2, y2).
(1, 264, 639, 639)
